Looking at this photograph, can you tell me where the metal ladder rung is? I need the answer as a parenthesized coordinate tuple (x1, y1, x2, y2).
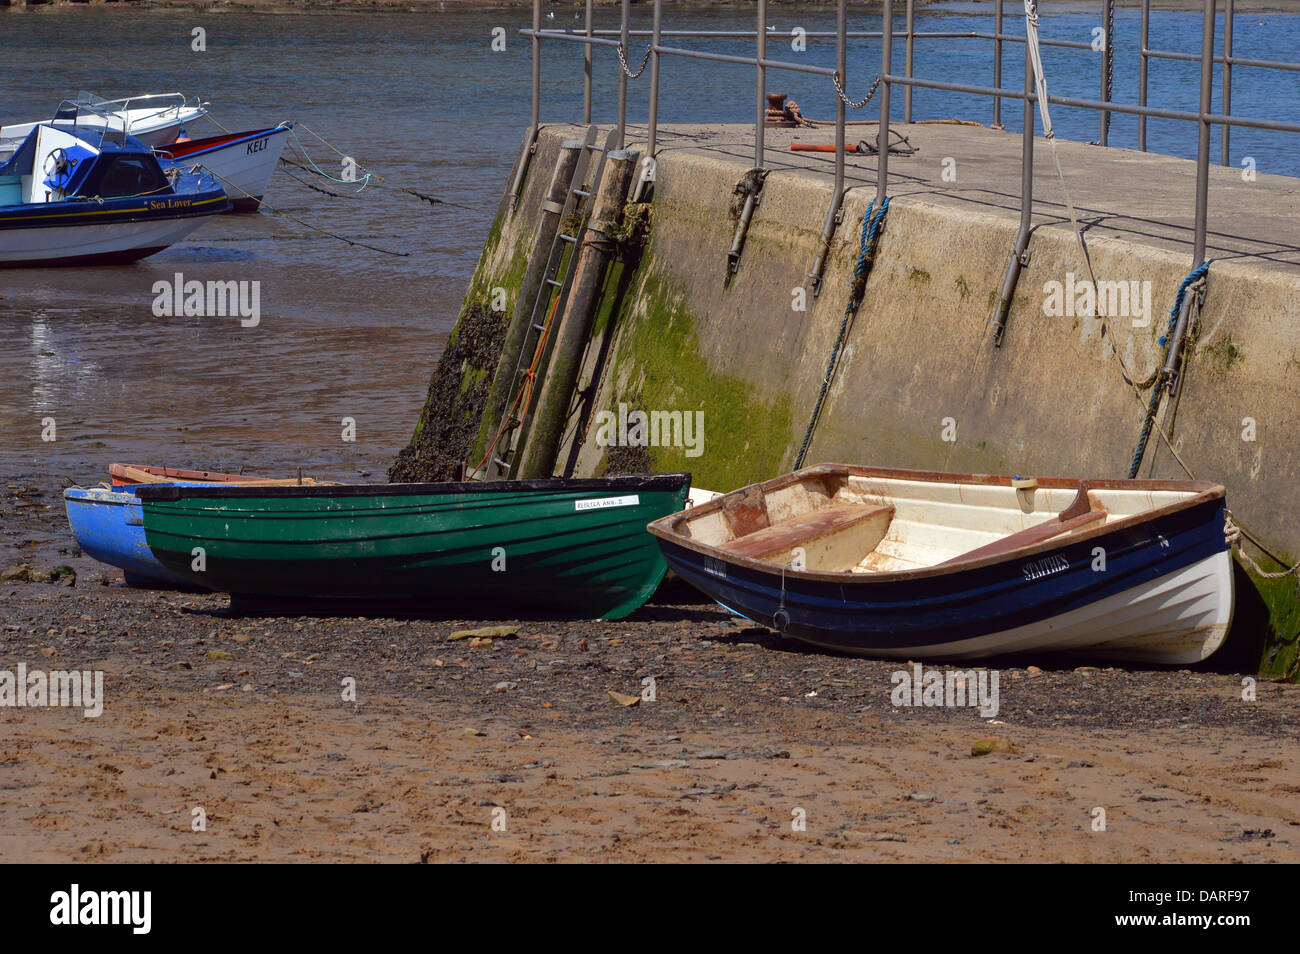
(493, 458, 512, 471)
(573, 189, 592, 198)
(559, 233, 577, 244)
(532, 322, 546, 332)
(545, 278, 563, 288)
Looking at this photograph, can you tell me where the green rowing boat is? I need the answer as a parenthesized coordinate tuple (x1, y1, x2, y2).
(135, 474, 691, 619)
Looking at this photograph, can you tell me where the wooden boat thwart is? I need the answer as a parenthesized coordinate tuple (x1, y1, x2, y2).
(648, 464, 1234, 664)
(136, 474, 692, 620)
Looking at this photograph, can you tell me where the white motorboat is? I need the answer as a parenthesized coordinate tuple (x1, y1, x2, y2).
(0, 122, 230, 267)
(0, 92, 208, 157)
(155, 123, 292, 211)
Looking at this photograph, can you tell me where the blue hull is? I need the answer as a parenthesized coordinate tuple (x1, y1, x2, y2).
(65, 487, 199, 588)
(656, 496, 1228, 657)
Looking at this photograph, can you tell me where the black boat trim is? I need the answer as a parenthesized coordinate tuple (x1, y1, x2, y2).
(135, 473, 693, 502)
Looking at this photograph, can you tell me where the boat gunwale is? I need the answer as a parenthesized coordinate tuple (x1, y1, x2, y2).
(154, 124, 292, 161)
(646, 463, 1226, 584)
(135, 473, 692, 502)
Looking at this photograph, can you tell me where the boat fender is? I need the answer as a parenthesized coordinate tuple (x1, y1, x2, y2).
(1011, 476, 1038, 490)
(772, 608, 790, 632)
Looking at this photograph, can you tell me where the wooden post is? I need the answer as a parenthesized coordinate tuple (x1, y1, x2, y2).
(516, 150, 638, 479)
(477, 139, 584, 471)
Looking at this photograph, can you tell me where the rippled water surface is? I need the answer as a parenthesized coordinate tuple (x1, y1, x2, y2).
(1, 5, 1296, 484)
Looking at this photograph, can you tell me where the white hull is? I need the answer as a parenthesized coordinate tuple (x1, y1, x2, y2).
(1, 106, 205, 154)
(0, 215, 216, 265)
(164, 128, 289, 207)
(654, 465, 1236, 666)
(800, 550, 1235, 665)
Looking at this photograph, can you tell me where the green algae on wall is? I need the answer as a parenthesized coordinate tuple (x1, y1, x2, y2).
(1245, 560, 1300, 680)
(592, 271, 793, 490)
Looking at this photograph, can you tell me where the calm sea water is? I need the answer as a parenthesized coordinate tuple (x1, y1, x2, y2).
(1, 4, 1296, 485)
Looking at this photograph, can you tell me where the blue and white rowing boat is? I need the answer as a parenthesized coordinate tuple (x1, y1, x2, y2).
(65, 486, 200, 589)
(66, 465, 327, 587)
(0, 121, 229, 267)
(648, 464, 1234, 664)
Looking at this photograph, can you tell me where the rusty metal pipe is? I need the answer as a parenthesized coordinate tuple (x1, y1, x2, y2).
(516, 152, 640, 479)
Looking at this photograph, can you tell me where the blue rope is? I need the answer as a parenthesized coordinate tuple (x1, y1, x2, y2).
(1158, 259, 1211, 347)
(794, 197, 890, 470)
(1127, 260, 1211, 478)
(286, 126, 373, 192)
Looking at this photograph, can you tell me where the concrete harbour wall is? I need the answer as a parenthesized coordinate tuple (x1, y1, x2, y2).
(399, 122, 1300, 677)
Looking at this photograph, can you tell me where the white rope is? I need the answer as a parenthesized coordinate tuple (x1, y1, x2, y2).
(1023, 0, 1098, 294)
(1025, 0, 1296, 596)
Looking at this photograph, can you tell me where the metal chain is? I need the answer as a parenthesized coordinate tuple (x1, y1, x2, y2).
(832, 72, 882, 109)
(1103, 1, 1115, 140)
(616, 43, 653, 79)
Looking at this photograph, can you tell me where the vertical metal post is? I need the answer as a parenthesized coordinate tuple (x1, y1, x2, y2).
(990, 18, 1036, 348)
(835, 0, 846, 182)
(509, 0, 543, 209)
(878, 0, 893, 202)
(1221, 0, 1234, 166)
(904, 0, 915, 123)
(583, 0, 593, 124)
(1138, 0, 1150, 151)
(756, 0, 767, 168)
(1192, 0, 1216, 265)
(647, 0, 662, 157)
(806, 0, 847, 294)
(1100, 0, 1113, 145)
(1020, 38, 1035, 263)
(993, 0, 1003, 127)
(530, 0, 541, 135)
(617, 0, 629, 149)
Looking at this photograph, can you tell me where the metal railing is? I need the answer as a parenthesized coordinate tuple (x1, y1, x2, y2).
(517, 0, 1300, 282)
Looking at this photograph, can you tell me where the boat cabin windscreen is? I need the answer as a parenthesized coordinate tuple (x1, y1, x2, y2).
(81, 154, 170, 199)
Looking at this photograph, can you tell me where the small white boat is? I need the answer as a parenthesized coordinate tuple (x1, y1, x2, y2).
(0, 92, 207, 157)
(0, 123, 229, 267)
(650, 464, 1235, 664)
(155, 124, 292, 211)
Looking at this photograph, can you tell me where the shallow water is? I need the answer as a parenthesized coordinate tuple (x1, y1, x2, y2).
(1, 5, 1296, 486)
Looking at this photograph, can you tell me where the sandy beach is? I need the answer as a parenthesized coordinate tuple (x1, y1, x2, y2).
(3, 477, 1298, 862)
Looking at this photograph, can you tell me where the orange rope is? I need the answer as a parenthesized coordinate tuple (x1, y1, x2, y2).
(465, 289, 563, 480)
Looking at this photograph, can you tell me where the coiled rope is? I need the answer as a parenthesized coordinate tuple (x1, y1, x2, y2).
(794, 196, 890, 470)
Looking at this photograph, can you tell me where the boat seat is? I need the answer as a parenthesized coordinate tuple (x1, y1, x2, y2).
(718, 503, 895, 571)
(939, 509, 1106, 566)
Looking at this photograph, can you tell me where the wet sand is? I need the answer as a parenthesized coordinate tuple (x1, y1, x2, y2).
(2, 485, 1297, 863)
(4, 421, 1299, 863)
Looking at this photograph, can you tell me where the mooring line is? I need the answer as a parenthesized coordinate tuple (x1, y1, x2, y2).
(187, 161, 410, 257)
(794, 196, 890, 470)
(282, 124, 481, 213)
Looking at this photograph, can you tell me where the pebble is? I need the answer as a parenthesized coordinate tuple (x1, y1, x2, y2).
(971, 735, 1018, 757)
